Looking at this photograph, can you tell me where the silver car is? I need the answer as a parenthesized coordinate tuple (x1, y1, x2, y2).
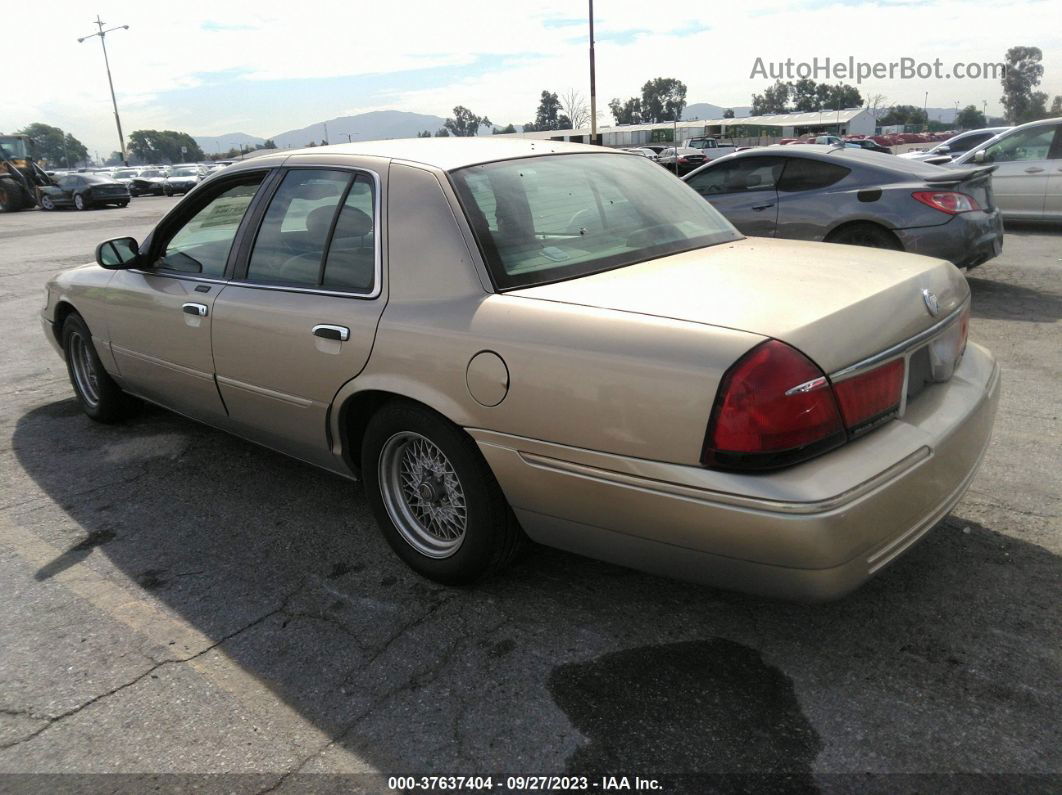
(950, 118, 1062, 221)
(899, 127, 1010, 165)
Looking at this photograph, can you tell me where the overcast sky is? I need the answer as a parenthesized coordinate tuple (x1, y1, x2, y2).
(8, 0, 1061, 156)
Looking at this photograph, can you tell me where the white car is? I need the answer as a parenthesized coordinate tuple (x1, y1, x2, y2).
(950, 118, 1062, 221)
(900, 128, 1011, 165)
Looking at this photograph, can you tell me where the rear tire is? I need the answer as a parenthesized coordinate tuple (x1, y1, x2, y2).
(825, 222, 902, 251)
(361, 400, 524, 584)
(116, 201, 129, 208)
(61, 313, 139, 423)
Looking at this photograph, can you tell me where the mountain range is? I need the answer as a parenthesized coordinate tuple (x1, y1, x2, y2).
(194, 103, 968, 154)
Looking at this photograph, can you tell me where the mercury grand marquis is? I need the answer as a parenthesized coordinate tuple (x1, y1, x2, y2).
(40, 139, 1000, 600)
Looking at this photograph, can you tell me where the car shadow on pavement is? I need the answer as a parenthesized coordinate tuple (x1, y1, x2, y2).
(10, 399, 1062, 784)
(968, 274, 1062, 323)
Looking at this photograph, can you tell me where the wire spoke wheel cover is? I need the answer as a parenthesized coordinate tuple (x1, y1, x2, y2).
(379, 431, 468, 558)
(68, 331, 101, 408)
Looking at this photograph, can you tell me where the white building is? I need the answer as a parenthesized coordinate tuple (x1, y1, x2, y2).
(498, 108, 877, 146)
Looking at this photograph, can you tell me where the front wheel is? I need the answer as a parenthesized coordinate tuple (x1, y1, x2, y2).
(62, 313, 139, 423)
(116, 201, 129, 208)
(361, 401, 524, 584)
(40, 194, 56, 211)
(73, 193, 90, 211)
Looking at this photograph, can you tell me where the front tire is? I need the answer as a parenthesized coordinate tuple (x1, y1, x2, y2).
(61, 313, 139, 423)
(361, 401, 523, 584)
(40, 194, 56, 211)
(73, 193, 90, 211)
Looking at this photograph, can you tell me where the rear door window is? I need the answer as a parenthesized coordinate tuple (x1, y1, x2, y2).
(244, 169, 377, 294)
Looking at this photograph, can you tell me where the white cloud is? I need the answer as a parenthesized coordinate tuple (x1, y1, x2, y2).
(8, 0, 1061, 156)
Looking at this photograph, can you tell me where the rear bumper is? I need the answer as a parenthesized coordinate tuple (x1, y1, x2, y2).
(895, 210, 1003, 269)
(473, 343, 1000, 601)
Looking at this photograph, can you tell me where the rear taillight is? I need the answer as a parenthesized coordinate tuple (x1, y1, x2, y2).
(702, 341, 846, 471)
(703, 341, 911, 471)
(832, 359, 905, 435)
(912, 191, 980, 214)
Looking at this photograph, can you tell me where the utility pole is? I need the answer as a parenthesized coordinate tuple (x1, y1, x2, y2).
(923, 91, 929, 132)
(323, 121, 329, 145)
(588, 0, 597, 144)
(78, 15, 130, 166)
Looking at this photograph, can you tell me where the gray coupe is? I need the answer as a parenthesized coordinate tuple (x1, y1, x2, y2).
(683, 145, 1003, 269)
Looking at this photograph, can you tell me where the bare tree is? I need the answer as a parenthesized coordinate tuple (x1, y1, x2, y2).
(560, 88, 591, 129)
(865, 93, 889, 120)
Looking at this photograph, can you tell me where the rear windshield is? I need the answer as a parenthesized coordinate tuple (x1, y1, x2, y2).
(450, 153, 740, 290)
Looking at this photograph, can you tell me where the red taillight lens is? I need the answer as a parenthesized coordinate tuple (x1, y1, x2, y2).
(702, 340, 846, 471)
(912, 191, 980, 214)
(831, 359, 905, 434)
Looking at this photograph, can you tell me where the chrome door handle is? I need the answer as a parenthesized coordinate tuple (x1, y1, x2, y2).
(312, 324, 349, 342)
(182, 302, 208, 316)
(1024, 167, 1044, 173)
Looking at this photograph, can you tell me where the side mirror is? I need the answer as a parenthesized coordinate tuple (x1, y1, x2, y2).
(936, 145, 950, 153)
(973, 150, 988, 164)
(95, 237, 140, 270)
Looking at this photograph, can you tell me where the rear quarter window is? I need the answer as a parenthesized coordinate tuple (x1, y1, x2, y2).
(777, 159, 851, 192)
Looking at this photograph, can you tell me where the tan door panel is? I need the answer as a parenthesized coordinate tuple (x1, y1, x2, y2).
(106, 272, 227, 421)
(210, 286, 384, 468)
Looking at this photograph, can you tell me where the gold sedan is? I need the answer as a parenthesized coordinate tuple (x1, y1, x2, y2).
(40, 139, 999, 600)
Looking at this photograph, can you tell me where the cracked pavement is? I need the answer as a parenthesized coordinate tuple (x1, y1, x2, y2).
(0, 198, 1059, 791)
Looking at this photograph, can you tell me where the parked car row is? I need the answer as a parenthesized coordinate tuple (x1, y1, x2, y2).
(37, 162, 234, 210)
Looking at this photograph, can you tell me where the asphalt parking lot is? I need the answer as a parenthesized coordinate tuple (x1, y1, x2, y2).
(0, 198, 1059, 791)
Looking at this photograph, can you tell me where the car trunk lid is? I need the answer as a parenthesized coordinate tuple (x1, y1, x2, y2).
(508, 237, 969, 374)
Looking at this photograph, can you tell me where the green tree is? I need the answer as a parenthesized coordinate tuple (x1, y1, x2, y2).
(261, 139, 277, 149)
(1001, 46, 1049, 124)
(608, 96, 642, 124)
(525, 90, 570, 131)
(1050, 96, 1062, 117)
(444, 106, 491, 137)
(956, 105, 987, 129)
(493, 124, 517, 134)
(640, 77, 687, 122)
(783, 80, 861, 113)
(104, 151, 124, 166)
(15, 122, 89, 167)
(878, 105, 928, 127)
(722, 108, 735, 119)
(751, 80, 791, 114)
(417, 130, 432, 138)
(127, 130, 206, 164)
(434, 128, 450, 137)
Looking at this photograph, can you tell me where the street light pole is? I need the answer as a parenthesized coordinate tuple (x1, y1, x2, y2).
(78, 15, 129, 166)
(588, 0, 597, 144)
